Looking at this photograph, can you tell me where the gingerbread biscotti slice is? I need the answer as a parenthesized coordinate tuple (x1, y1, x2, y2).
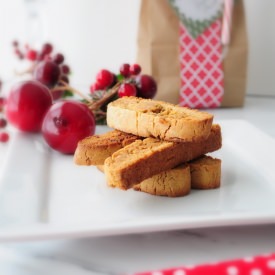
(98, 164, 191, 197)
(190, 155, 221, 189)
(99, 156, 221, 196)
(106, 97, 213, 142)
(104, 124, 222, 190)
(133, 164, 191, 197)
(74, 130, 140, 165)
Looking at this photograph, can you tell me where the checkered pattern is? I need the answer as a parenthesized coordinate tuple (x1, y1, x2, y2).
(179, 20, 224, 108)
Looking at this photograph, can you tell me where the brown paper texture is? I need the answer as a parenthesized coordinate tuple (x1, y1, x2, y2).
(136, 0, 248, 107)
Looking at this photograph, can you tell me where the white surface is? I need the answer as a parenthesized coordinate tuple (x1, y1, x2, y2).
(0, 0, 275, 96)
(0, 96, 275, 274)
(0, 118, 275, 242)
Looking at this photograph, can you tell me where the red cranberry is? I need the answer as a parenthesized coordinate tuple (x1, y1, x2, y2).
(26, 49, 38, 61)
(33, 61, 61, 88)
(41, 43, 53, 55)
(119, 63, 130, 78)
(130, 64, 141, 75)
(118, 83, 137, 97)
(0, 132, 9, 143)
(90, 82, 102, 93)
(135, 74, 157, 99)
(53, 53, 64, 65)
(42, 100, 95, 154)
(96, 69, 114, 89)
(61, 65, 70, 75)
(0, 118, 7, 128)
(6, 80, 52, 132)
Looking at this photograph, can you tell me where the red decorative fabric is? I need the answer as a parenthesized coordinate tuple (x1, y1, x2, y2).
(136, 253, 275, 275)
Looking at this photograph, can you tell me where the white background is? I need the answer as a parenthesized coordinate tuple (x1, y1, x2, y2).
(0, 0, 274, 97)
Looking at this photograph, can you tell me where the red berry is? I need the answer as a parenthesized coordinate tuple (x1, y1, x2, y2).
(119, 63, 130, 77)
(12, 40, 19, 47)
(130, 64, 141, 75)
(0, 118, 7, 128)
(0, 132, 9, 143)
(33, 61, 61, 88)
(37, 52, 46, 61)
(118, 83, 137, 97)
(96, 69, 114, 89)
(26, 49, 37, 61)
(111, 74, 117, 86)
(59, 75, 69, 85)
(41, 43, 53, 55)
(0, 97, 6, 111)
(6, 80, 52, 132)
(135, 74, 157, 99)
(61, 64, 70, 75)
(53, 53, 64, 65)
(43, 54, 52, 62)
(90, 82, 102, 93)
(42, 100, 95, 154)
(14, 48, 24, 59)
(51, 89, 64, 100)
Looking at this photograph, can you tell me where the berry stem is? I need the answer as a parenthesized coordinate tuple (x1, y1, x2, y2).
(57, 81, 93, 103)
(13, 63, 36, 76)
(87, 82, 120, 111)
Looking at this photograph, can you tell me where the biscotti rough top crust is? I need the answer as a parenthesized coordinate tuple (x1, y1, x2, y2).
(107, 97, 213, 142)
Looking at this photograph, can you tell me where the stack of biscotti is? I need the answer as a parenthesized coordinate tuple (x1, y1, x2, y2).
(74, 96, 222, 197)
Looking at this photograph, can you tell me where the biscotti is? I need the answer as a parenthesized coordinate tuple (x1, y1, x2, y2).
(133, 164, 191, 197)
(190, 155, 221, 189)
(99, 156, 221, 197)
(107, 97, 213, 142)
(74, 130, 140, 165)
(134, 156, 221, 196)
(98, 163, 191, 197)
(104, 124, 222, 190)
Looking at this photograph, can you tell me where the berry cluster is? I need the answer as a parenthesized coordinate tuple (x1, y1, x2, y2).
(7, 44, 158, 153)
(5, 80, 95, 154)
(91, 63, 157, 99)
(12, 41, 72, 100)
(89, 63, 157, 123)
(0, 80, 9, 143)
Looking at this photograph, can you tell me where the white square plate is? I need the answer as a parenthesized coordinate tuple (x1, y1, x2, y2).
(0, 119, 275, 242)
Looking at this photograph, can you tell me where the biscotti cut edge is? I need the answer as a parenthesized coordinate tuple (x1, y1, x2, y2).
(133, 164, 191, 197)
(104, 124, 222, 190)
(190, 155, 221, 189)
(98, 164, 191, 197)
(107, 97, 213, 142)
(74, 130, 140, 165)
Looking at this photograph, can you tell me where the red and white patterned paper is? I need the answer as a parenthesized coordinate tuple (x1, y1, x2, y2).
(179, 20, 224, 108)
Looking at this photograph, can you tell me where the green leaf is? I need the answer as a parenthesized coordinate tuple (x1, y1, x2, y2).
(116, 74, 124, 82)
(62, 90, 74, 98)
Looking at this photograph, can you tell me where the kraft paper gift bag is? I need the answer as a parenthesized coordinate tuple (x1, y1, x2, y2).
(136, 0, 248, 108)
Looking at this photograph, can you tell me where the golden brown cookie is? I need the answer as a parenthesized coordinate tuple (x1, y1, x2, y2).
(190, 155, 221, 189)
(74, 130, 140, 165)
(107, 96, 213, 142)
(134, 164, 191, 197)
(104, 124, 222, 190)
